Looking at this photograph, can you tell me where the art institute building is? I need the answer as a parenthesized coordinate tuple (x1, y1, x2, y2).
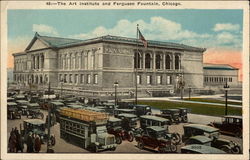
(13, 33, 207, 97)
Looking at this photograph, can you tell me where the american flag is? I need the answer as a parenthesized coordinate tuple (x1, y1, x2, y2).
(138, 29, 148, 48)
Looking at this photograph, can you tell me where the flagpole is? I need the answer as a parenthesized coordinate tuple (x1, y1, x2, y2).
(135, 24, 139, 105)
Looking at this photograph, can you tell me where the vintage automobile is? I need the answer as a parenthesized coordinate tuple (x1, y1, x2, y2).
(7, 97, 15, 102)
(20, 119, 56, 146)
(208, 115, 242, 138)
(107, 117, 133, 144)
(117, 102, 152, 116)
(156, 108, 188, 124)
(139, 115, 181, 145)
(16, 100, 29, 115)
(85, 107, 105, 113)
(100, 102, 118, 115)
(117, 113, 138, 130)
(181, 144, 226, 154)
(7, 102, 21, 119)
(130, 104, 152, 116)
(114, 108, 136, 117)
(14, 94, 27, 101)
(182, 124, 241, 154)
(26, 103, 44, 119)
(135, 126, 177, 153)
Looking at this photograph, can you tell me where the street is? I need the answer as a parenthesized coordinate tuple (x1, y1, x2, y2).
(7, 109, 242, 154)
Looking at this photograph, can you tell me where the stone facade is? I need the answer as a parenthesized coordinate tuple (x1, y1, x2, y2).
(13, 33, 206, 97)
(203, 64, 240, 90)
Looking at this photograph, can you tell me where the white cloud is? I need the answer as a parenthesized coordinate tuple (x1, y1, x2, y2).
(213, 23, 240, 32)
(70, 16, 211, 41)
(70, 17, 241, 50)
(32, 24, 58, 35)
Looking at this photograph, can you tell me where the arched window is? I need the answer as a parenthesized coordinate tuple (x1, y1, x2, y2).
(165, 55, 171, 69)
(156, 54, 162, 69)
(41, 54, 44, 69)
(175, 55, 180, 70)
(33, 56, 35, 69)
(40, 75, 43, 84)
(37, 56, 40, 69)
(134, 52, 141, 69)
(145, 53, 151, 69)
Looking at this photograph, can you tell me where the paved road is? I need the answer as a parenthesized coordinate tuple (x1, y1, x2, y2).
(7, 109, 242, 154)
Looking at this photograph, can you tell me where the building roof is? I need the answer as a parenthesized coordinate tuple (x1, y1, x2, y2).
(181, 144, 225, 154)
(147, 126, 166, 132)
(189, 135, 212, 143)
(140, 115, 169, 122)
(15, 32, 206, 55)
(203, 63, 238, 70)
(118, 113, 137, 118)
(24, 119, 45, 125)
(184, 124, 219, 133)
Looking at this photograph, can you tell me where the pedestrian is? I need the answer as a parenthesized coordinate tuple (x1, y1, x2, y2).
(8, 131, 17, 153)
(15, 130, 23, 153)
(34, 134, 41, 153)
(26, 132, 33, 153)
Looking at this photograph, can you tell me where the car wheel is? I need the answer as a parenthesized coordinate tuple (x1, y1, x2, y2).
(232, 146, 241, 154)
(50, 136, 56, 146)
(172, 133, 181, 144)
(127, 131, 134, 142)
(115, 136, 122, 144)
(235, 131, 242, 138)
(219, 145, 232, 153)
(158, 147, 165, 153)
(170, 144, 177, 153)
(137, 141, 144, 150)
(182, 115, 188, 122)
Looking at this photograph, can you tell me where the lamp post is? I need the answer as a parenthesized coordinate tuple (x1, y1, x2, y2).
(188, 86, 192, 100)
(224, 80, 230, 115)
(60, 78, 65, 98)
(46, 81, 53, 152)
(114, 81, 119, 105)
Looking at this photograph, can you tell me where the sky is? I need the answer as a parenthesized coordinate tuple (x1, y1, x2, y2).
(7, 9, 243, 80)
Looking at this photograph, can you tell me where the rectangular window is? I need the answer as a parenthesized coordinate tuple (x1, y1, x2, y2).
(81, 74, 84, 83)
(137, 75, 141, 84)
(64, 74, 67, 83)
(156, 75, 162, 84)
(75, 75, 78, 84)
(94, 74, 98, 84)
(69, 74, 72, 83)
(167, 76, 171, 84)
(146, 75, 152, 85)
(87, 74, 91, 84)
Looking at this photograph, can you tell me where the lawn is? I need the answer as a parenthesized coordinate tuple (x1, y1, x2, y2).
(183, 98, 242, 106)
(138, 100, 242, 117)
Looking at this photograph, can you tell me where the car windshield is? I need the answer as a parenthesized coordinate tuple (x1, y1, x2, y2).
(204, 131, 220, 140)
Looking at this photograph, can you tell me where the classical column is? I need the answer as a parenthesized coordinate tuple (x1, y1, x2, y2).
(172, 54, 175, 70)
(163, 54, 166, 70)
(79, 53, 81, 69)
(142, 52, 145, 69)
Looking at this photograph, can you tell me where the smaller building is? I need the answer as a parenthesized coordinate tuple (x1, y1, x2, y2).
(203, 63, 240, 91)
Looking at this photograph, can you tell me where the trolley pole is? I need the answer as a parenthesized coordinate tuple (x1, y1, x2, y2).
(47, 82, 51, 152)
